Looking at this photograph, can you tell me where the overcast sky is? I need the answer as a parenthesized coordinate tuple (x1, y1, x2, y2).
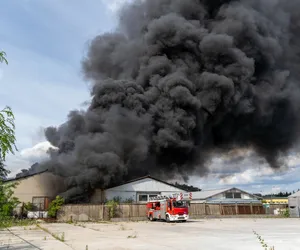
(1, 0, 299, 195)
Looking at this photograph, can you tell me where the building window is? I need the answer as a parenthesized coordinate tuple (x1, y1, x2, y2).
(32, 197, 49, 211)
(225, 192, 233, 199)
(137, 193, 160, 202)
(225, 192, 241, 199)
(138, 194, 148, 202)
(234, 193, 241, 199)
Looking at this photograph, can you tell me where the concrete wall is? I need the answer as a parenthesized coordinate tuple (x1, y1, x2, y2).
(288, 196, 300, 218)
(90, 178, 185, 203)
(9, 172, 66, 203)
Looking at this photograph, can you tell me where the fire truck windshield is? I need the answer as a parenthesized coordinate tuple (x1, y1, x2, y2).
(172, 200, 188, 208)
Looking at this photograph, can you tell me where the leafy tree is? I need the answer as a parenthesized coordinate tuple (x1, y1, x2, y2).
(0, 52, 17, 179)
(0, 181, 20, 217)
(0, 51, 8, 65)
(0, 51, 19, 218)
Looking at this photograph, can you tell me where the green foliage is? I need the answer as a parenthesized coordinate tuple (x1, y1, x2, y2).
(123, 198, 134, 204)
(106, 199, 119, 219)
(0, 181, 20, 218)
(23, 202, 34, 212)
(0, 218, 36, 229)
(282, 208, 290, 218)
(0, 106, 17, 162)
(0, 51, 8, 65)
(47, 196, 64, 218)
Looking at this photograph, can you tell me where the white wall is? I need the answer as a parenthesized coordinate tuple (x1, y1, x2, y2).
(208, 189, 255, 200)
(90, 178, 185, 203)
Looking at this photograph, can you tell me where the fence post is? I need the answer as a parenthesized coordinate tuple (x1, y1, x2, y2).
(250, 202, 253, 214)
(235, 202, 238, 215)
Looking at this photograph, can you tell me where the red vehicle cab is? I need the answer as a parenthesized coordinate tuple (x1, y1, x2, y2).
(146, 193, 192, 222)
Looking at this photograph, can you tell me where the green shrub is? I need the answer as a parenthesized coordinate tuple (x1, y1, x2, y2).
(106, 199, 119, 219)
(0, 181, 20, 217)
(282, 209, 290, 218)
(47, 196, 64, 218)
(23, 202, 34, 212)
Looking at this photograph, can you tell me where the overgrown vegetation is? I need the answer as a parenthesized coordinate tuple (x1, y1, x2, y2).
(282, 208, 290, 218)
(0, 218, 36, 229)
(38, 224, 65, 242)
(106, 198, 120, 219)
(0, 52, 20, 224)
(253, 230, 275, 250)
(23, 202, 34, 212)
(47, 196, 64, 218)
(0, 181, 20, 218)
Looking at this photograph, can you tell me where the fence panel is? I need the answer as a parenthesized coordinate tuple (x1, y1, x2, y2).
(189, 203, 206, 216)
(221, 205, 236, 215)
(57, 203, 278, 221)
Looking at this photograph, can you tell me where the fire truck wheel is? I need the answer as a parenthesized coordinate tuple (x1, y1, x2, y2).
(166, 215, 170, 223)
(149, 214, 154, 221)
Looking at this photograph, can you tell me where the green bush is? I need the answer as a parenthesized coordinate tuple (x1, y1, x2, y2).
(47, 196, 64, 218)
(0, 181, 20, 218)
(282, 208, 290, 218)
(106, 199, 119, 219)
(23, 202, 34, 212)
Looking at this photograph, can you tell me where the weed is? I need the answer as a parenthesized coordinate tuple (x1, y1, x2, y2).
(37, 224, 65, 242)
(86, 245, 89, 250)
(253, 230, 275, 250)
(119, 224, 126, 230)
(127, 232, 137, 239)
(0, 218, 37, 229)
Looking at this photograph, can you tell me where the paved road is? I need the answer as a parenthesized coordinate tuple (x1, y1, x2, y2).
(1, 219, 300, 249)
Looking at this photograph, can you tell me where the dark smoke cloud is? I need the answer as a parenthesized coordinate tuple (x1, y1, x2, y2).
(22, 0, 300, 201)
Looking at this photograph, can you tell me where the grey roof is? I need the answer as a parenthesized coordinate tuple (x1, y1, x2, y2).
(3, 169, 48, 182)
(192, 188, 231, 199)
(207, 199, 261, 204)
(192, 187, 258, 200)
(289, 191, 300, 197)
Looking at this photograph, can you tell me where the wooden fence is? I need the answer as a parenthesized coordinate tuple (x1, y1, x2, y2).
(57, 203, 288, 222)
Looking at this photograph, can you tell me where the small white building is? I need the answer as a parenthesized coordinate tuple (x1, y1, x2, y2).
(90, 176, 186, 203)
(191, 187, 261, 204)
(288, 191, 300, 218)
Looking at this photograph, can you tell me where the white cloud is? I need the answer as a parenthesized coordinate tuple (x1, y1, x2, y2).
(20, 141, 56, 162)
(6, 141, 54, 178)
(101, 0, 133, 13)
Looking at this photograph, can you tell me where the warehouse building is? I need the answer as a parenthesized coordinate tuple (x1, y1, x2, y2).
(3, 170, 66, 211)
(288, 191, 300, 218)
(90, 176, 186, 203)
(191, 187, 261, 204)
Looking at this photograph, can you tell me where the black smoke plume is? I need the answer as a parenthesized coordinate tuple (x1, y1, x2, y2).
(22, 0, 300, 201)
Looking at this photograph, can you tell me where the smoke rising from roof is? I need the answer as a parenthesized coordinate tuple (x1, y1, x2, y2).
(22, 0, 300, 201)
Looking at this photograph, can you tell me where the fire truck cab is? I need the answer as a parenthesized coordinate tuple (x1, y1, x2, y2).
(146, 193, 192, 222)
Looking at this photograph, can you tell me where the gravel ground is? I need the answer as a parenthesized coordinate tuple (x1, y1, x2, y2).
(1, 218, 300, 250)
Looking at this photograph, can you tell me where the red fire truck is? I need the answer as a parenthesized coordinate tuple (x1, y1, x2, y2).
(146, 193, 192, 222)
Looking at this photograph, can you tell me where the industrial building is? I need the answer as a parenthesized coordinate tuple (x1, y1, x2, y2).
(191, 187, 261, 204)
(90, 175, 186, 203)
(3, 170, 65, 211)
(5, 170, 260, 208)
(288, 191, 300, 218)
